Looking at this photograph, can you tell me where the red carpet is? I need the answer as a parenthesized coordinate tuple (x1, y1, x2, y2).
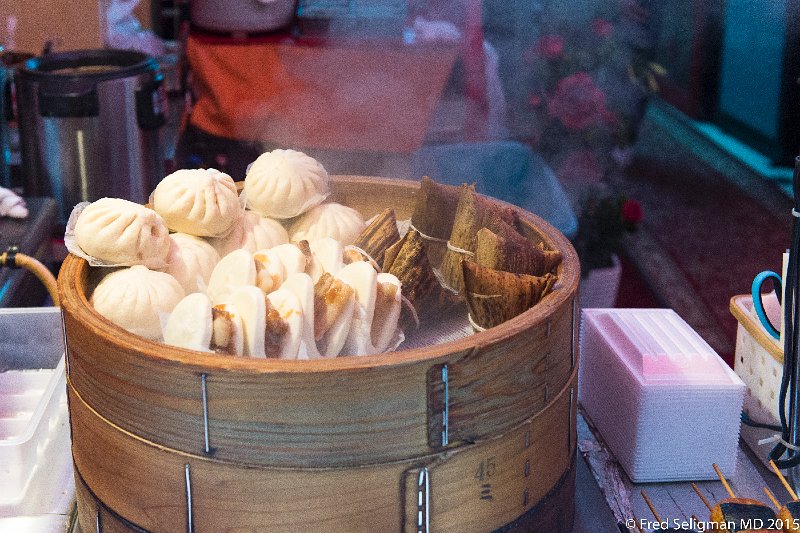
(612, 119, 792, 365)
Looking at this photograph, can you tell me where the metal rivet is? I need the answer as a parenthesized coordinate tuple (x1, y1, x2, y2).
(523, 489, 530, 507)
(546, 322, 551, 337)
(524, 431, 530, 448)
(524, 459, 530, 477)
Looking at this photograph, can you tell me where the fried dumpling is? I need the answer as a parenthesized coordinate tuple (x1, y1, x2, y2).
(337, 261, 378, 356)
(163, 292, 244, 356)
(281, 273, 320, 360)
(265, 288, 304, 359)
(313, 272, 355, 357)
(371, 273, 402, 353)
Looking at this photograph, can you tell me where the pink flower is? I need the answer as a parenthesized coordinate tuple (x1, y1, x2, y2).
(592, 18, 614, 38)
(547, 72, 609, 131)
(534, 35, 564, 59)
(528, 93, 543, 107)
(556, 150, 604, 184)
(621, 199, 643, 223)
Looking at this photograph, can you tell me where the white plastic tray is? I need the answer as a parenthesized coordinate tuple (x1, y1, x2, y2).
(0, 307, 73, 524)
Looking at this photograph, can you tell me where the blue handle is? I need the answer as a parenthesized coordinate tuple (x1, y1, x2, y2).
(752, 270, 782, 340)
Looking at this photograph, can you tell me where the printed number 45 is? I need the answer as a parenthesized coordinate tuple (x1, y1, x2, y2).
(475, 457, 496, 482)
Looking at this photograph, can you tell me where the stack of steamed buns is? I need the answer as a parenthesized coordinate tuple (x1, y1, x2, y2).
(76, 149, 402, 359)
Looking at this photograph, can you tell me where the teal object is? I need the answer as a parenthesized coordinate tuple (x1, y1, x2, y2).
(411, 141, 578, 239)
(752, 269, 782, 340)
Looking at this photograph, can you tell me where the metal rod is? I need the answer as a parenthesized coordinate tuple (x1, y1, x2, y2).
(441, 365, 449, 447)
(417, 467, 430, 533)
(201, 373, 210, 454)
(788, 155, 800, 492)
(185, 463, 194, 533)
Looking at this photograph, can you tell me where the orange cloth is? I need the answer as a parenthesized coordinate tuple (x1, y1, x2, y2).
(186, 36, 458, 153)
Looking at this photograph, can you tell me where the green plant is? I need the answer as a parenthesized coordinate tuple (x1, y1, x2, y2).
(572, 190, 642, 277)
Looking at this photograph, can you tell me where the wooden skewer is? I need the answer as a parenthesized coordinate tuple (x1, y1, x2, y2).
(630, 514, 644, 533)
(641, 490, 661, 522)
(691, 482, 713, 511)
(770, 459, 800, 500)
(713, 463, 736, 499)
(764, 486, 782, 510)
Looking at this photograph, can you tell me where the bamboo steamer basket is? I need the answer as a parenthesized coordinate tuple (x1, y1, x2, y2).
(59, 176, 581, 532)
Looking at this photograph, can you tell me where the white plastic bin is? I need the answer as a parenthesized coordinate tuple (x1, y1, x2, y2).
(579, 308, 745, 482)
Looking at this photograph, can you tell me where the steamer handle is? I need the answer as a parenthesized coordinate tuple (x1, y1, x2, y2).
(136, 73, 166, 131)
(0, 246, 60, 306)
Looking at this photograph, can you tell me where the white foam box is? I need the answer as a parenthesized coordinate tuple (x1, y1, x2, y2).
(579, 308, 745, 482)
(0, 307, 72, 527)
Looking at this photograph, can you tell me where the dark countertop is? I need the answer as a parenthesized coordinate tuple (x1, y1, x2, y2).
(0, 196, 58, 307)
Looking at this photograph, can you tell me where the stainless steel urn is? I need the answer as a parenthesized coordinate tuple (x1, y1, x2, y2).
(16, 49, 166, 223)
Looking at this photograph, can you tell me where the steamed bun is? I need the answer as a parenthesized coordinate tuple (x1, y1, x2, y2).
(244, 149, 329, 219)
(152, 168, 242, 237)
(164, 233, 220, 293)
(91, 265, 185, 340)
(289, 203, 365, 245)
(74, 198, 170, 268)
(209, 210, 289, 257)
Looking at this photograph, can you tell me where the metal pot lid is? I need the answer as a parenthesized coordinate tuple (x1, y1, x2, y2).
(18, 49, 159, 91)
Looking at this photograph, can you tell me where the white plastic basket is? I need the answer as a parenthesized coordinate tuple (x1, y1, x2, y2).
(0, 307, 71, 519)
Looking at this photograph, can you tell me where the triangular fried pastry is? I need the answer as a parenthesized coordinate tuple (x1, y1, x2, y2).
(383, 229, 459, 327)
(462, 259, 556, 330)
(440, 186, 519, 294)
(410, 176, 465, 242)
(352, 208, 400, 266)
(475, 226, 563, 276)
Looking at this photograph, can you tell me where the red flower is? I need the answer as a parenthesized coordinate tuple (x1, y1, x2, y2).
(556, 150, 604, 184)
(621, 199, 643, 223)
(547, 72, 609, 131)
(534, 35, 564, 59)
(528, 93, 543, 107)
(592, 18, 614, 38)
